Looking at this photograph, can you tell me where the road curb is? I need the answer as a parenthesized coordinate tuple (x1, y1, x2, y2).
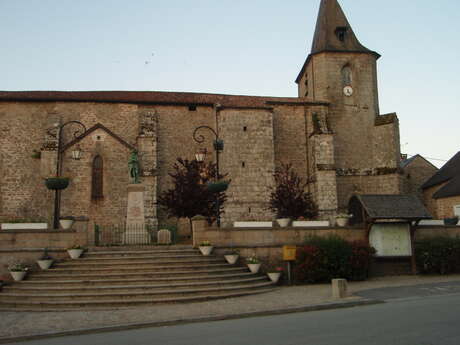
(0, 298, 384, 344)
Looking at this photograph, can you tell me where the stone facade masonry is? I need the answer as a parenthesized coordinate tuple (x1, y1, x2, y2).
(424, 183, 460, 219)
(0, 6, 407, 231)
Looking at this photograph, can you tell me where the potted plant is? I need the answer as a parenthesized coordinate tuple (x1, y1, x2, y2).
(67, 244, 84, 259)
(335, 213, 352, 227)
(268, 164, 317, 228)
(8, 262, 29, 281)
(246, 255, 261, 273)
(59, 216, 75, 230)
(37, 248, 54, 270)
(224, 248, 239, 264)
(444, 216, 459, 226)
(207, 180, 230, 193)
(198, 240, 213, 256)
(266, 265, 283, 283)
(45, 176, 70, 190)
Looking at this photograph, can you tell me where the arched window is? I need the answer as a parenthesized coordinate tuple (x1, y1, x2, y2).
(91, 155, 103, 200)
(342, 65, 352, 86)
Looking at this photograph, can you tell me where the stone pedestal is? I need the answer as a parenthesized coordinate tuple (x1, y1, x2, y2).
(332, 278, 348, 299)
(123, 184, 151, 244)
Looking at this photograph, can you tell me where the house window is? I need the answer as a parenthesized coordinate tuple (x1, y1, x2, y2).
(454, 205, 460, 217)
(92, 155, 103, 200)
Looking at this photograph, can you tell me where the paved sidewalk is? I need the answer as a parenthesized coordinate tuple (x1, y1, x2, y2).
(2, 274, 460, 343)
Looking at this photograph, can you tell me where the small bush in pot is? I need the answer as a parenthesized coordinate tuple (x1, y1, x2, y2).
(266, 264, 284, 283)
(37, 248, 54, 270)
(224, 248, 239, 264)
(8, 262, 29, 281)
(443, 216, 459, 226)
(246, 255, 261, 273)
(199, 240, 213, 256)
(67, 244, 85, 259)
(267, 164, 317, 225)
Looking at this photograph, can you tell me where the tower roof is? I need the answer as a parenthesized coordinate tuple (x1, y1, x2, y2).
(296, 0, 379, 83)
(310, 0, 376, 55)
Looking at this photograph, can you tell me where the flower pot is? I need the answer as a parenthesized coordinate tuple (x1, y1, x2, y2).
(267, 272, 281, 283)
(276, 218, 291, 227)
(336, 217, 349, 227)
(59, 219, 74, 230)
(199, 246, 213, 256)
(207, 181, 229, 193)
(67, 248, 84, 259)
(247, 263, 261, 273)
(444, 217, 459, 226)
(45, 177, 70, 190)
(10, 271, 27, 281)
(37, 259, 53, 270)
(224, 254, 239, 264)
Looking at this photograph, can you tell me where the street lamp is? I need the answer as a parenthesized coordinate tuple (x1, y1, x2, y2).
(192, 126, 223, 227)
(47, 121, 88, 229)
(195, 148, 207, 163)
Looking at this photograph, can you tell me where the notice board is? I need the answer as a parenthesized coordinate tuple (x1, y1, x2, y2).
(369, 223, 412, 257)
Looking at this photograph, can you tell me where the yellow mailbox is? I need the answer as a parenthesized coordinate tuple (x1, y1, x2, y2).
(283, 245, 297, 261)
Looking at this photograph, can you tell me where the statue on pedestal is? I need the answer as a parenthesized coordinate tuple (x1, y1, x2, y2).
(128, 150, 140, 184)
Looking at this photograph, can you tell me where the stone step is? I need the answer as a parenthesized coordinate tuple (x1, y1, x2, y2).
(14, 272, 257, 286)
(54, 257, 224, 267)
(0, 288, 276, 311)
(31, 262, 233, 274)
(27, 267, 249, 280)
(0, 282, 275, 302)
(3, 276, 268, 294)
(84, 249, 197, 257)
(89, 245, 194, 252)
(72, 254, 204, 262)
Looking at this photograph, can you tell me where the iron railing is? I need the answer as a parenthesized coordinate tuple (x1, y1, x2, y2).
(94, 223, 158, 246)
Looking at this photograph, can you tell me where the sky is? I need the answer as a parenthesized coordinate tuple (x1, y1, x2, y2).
(1, 0, 459, 168)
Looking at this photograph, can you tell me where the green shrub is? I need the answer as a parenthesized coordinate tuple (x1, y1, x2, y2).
(295, 236, 375, 283)
(415, 236, 460, 275)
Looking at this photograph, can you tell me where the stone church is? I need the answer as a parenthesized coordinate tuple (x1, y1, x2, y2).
(0, 0, 403, 229)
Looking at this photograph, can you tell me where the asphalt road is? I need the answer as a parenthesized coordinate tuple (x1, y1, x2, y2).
(5, 292, 460, 345)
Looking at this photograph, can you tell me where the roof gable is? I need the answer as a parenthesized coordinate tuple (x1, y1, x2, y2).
(422, 151, 460, 190)
(351, 194, 432, 220)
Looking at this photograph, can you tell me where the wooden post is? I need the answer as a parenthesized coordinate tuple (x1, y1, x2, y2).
(409, 220, 420, 275)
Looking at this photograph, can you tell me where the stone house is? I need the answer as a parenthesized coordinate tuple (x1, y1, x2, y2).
(422, 152, 460, 219)
(0, 0, 404, 229)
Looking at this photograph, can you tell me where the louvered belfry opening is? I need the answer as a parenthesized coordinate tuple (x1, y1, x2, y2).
(92, 155, 103, 200)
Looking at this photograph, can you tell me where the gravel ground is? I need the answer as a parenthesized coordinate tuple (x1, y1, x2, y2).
(1, 274, 460, 340)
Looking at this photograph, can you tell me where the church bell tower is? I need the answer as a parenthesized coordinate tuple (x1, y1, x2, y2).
(296, 0, 382, 169)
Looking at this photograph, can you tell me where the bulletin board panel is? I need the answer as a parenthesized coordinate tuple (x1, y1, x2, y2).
(369, 223, 412, 257)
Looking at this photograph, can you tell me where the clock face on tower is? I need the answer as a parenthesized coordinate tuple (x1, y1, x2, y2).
(343, 85, 353, 96)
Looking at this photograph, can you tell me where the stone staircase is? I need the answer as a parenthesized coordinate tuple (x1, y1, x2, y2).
(0, 246, 276, 310)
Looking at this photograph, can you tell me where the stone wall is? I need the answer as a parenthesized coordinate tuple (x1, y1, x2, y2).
(422, 183, 460, 219)
(192, 219, 460, 276)
(219, 108, 276, 224)
(402, 156, 438, 201)
(336, 173, 403, 210)
(0, 219, 89, 279)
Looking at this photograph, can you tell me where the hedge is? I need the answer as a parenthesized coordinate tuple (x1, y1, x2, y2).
(415, 236, 460, 275)
(295, 235, 375, 283)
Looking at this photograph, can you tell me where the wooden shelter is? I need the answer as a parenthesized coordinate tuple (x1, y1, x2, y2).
(348, 194, 432, 274)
